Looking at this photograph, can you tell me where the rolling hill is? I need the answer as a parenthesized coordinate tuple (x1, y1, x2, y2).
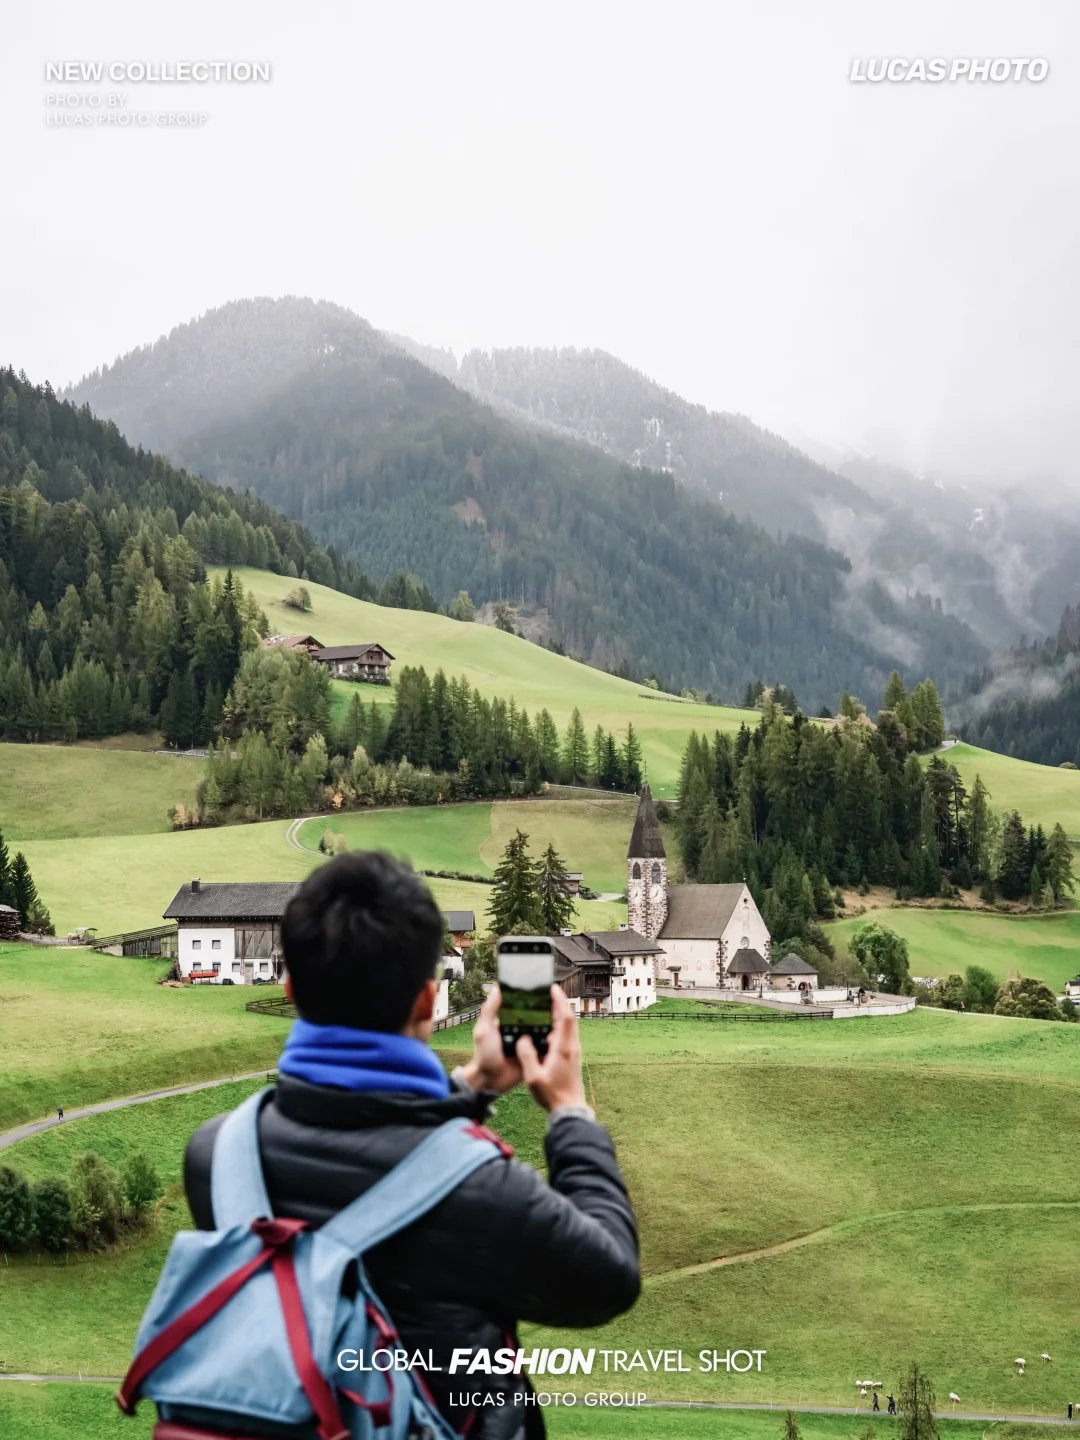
(64, 297, 986, 706)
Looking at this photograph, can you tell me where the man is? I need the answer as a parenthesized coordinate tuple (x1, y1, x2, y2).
(184, 852, 640, 1439)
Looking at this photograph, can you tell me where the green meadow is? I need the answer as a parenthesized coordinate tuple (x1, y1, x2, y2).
(944, 741, 1080, 842)
(0, 744, 196, 841)
(829, 906, 1080, 994)
(216, 566, 755, 796)
(5, 989, 1080, 1415)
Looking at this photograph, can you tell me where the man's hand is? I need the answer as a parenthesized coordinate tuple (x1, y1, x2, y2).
(459, 986, 523, 1095)
(516, 986, 588, 1112)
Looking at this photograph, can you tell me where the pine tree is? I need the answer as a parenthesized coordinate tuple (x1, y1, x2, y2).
(622, 723, 644, 790)
(997, 811, 1030, 900)
(591, 725, 607, 784)
(563, 708, 589, 785)
(1044, 822, 1076, 905)
(0, 828, 11, 908)
(537, 844, 575, 934)
(883, 669, 907, 711)
(964, 773, 990, 877)
(896, 1360, 939, 1440)
(10, 852, 38, 928)
(487, 830, 542, 935)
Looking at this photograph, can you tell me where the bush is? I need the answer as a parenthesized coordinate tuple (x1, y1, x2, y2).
(0, 1165, 33, 1251)
(71, 1152, 124, 1248)
(1061, 997, 1079, 1022)
(31, 1175, 75, 1252)
(994, 976, 1064, 1022)
(849, 922, 911, 994)
(284, 585, 312, 612)
(961, 964, 998, 1013)
(122, 1153, 162, 1217)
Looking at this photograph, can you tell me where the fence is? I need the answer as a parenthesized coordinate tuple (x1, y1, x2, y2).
(244, 995, 482, 1030)
(581, 1008, 834, 1022)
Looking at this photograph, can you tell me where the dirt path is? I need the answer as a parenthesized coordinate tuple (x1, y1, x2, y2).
(0, 1071, 276, 1153)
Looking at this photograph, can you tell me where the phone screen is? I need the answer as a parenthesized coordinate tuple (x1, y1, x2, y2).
(497, 938, 555, 1056)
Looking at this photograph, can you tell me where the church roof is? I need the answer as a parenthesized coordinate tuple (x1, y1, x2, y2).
(627, 784, 666, 859)
(658, 883, 746, 940)
(771, 952, 819, 975)
(726, 947, 770, 975)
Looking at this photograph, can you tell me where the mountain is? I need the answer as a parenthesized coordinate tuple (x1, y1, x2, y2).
(65, 297, 987, 706)
(0, 365, 376, 743)
(954, 605, 1080, 767)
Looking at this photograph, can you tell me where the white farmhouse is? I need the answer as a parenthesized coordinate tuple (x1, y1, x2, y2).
(626, 786, 772, 990)
(164, 880, 299, 985)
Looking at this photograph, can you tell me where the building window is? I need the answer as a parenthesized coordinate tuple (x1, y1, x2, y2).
(191, 939, 201, 950)
(232, 962, 241, 973)
(651, 862, 661, 884)
(632, 862, 641, 880)
(211, 939, 221, 951)
(212, 962, 220, 973)
(259, 962, 270, 973)
(741, 936, 749, 949)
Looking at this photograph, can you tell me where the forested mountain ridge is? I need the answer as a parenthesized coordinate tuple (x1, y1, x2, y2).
(956, 604, 1080, 767)
(64, 297, 986, 705)
(0, 367, 377, 743)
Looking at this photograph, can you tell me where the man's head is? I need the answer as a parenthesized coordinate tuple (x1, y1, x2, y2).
(282, 851, 444, 1032)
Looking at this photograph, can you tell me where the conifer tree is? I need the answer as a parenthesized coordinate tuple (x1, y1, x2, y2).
(10, 852, 38, 928)
(896, 1360, 938, 1440)
(622, 723, 644, 790)
(1044, 822, 1076, 905)
(487, 830, 542, 935)
(537, 843, 575, 934)
(563, 708, 589, 785)
(0, 828, 11, 908)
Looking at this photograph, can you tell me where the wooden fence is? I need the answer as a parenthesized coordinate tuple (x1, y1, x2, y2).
(245, 996, 483, 1031)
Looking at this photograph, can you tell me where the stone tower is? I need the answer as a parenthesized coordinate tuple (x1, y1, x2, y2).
(627, 784, 668, 941)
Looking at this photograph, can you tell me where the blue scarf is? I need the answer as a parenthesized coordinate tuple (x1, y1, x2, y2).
(278, 1019, 450, 1099)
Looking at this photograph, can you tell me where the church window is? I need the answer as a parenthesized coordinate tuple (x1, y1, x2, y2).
(651, 862, 661, 884)
(741, 935, 749, 949)
(631, 862, 641, 880)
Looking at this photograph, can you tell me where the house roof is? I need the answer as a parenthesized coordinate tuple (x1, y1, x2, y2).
(658, 883, 746, 940)
(771, 952, 819, 975)
(0, 904, 18, 914)
(314, 644, 395, 663)
(627, 784, 666, 859)
(726, 947, 770, 975)
(583, 929, 664, 957)
(442, 911, 475, 933)
(164, 881, 300, 922)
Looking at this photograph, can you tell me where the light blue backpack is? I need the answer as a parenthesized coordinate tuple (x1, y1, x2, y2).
(117, 1088, 509, 1440)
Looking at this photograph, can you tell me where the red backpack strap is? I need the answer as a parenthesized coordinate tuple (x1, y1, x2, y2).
(268, 1240, 350, 1440)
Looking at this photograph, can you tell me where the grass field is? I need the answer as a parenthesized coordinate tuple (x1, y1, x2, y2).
(217, 566, 755, 796)
(942, 741, 1080, 841)
(305, 793, 675, 895)
(830, 906, 1080, 993)
(1, 1391, 1067, 1440)
(0, 745, 196, 841)
(6, 998, 1080, 1413)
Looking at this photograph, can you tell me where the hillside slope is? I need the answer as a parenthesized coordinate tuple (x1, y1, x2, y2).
(65, 298, 984, 706)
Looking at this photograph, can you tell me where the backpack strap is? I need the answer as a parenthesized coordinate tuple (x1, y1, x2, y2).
(319, 1117, 508, 1257)
(210, 1087, 275, 1230)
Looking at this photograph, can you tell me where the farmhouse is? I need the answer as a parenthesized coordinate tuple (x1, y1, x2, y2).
(313, 642, 394, 683)
(262, 634, 324, 653)
(164, 880, 297, 985)
(443, 910, 476, 950)
(627, 785, 773, 990)
(553, 928, 662, 1014)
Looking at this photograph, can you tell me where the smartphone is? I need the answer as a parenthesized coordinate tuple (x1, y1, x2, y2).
(497, 937, 555, 1059)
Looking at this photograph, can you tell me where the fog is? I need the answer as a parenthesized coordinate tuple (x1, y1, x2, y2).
(2, 0, 1078, 487)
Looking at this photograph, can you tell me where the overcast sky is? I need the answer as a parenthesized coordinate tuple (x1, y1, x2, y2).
(3, 1, 1077, 485)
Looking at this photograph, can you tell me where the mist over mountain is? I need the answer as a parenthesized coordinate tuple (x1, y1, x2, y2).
(65, 296, 990, 706)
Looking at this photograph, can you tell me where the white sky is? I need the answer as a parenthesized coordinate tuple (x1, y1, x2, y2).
(2, 0, 1077, 485)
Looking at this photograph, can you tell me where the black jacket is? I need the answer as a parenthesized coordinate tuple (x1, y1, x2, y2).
(184, 1076, 640, 1439)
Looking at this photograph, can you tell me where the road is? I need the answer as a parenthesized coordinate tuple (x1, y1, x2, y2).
(0, 1071, 276, 1153)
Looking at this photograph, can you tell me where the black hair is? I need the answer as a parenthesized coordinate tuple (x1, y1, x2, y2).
(281, 851, 443, 1031)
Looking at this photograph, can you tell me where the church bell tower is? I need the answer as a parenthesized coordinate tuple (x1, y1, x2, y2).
(627, 784, 668, 941)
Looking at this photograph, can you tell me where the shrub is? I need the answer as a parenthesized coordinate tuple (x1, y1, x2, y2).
(122, 1153, 163, 1217)
(0, 1165, 33, 1251)
(71, 1151, 124, 1248)
(32, 1175, 75, 1252)
(994, 976, 1064, 1022)
(284, 585, 312, 612)
(849, 922, 911, 994)
(1061, 997, 1079, 1023)
(961, 964, 998, 1013)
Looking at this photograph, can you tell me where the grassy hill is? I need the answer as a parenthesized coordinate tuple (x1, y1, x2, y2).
(830, 905, 1080, 993)
(943, 741, 1080, 840)
(218, 565, 754, 796)
(0, 746, 197, 841)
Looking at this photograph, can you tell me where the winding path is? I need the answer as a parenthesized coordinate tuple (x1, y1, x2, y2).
(0, 1071, 276, 1153)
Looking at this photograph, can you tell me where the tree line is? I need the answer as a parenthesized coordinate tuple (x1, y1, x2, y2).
(675, 672, 1074, 973)
(0, 1149, 161, 1255)
(183, 658, 648, 825)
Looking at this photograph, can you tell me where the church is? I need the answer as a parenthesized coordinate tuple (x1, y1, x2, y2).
(626, 785, 773, 990)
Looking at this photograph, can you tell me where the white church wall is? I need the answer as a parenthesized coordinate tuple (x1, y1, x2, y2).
(657, 938, 719, 987)
(721, 889, 771, 967)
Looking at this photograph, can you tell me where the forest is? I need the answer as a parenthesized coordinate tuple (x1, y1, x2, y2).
(959, 603, 1080, 766)
(675, 673, 1074, 972)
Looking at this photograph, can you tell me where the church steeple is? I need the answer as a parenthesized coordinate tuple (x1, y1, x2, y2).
(627, 784, 668, 940)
